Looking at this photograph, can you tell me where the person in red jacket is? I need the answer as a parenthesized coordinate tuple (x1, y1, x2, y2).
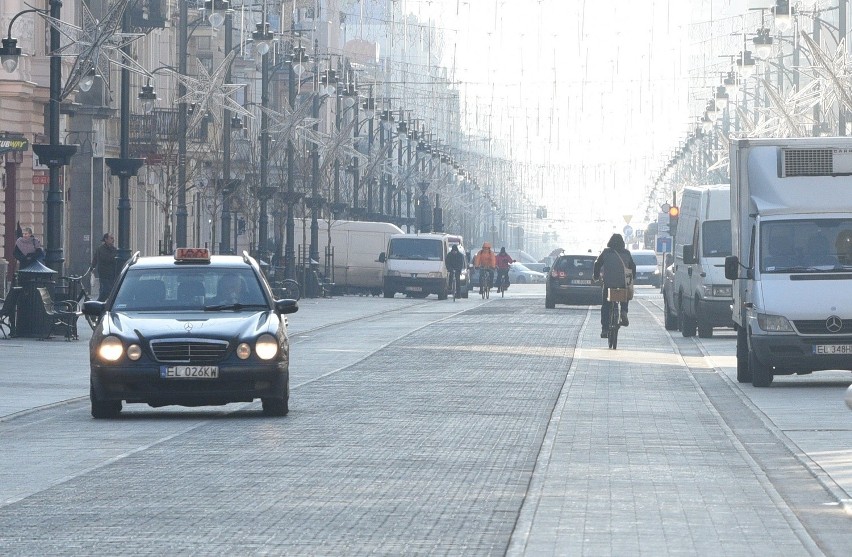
(473, 242, 497, 292)
(495, 247, 515, 291)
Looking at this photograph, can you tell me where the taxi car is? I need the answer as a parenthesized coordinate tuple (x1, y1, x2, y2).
(83, 249, 298, 418)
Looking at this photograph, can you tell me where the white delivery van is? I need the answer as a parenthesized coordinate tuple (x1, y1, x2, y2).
(726, 137, 852, 387)
(295, 219, 403, 295)
(378, 233, 451, 299)
(672, 184, 733, 338)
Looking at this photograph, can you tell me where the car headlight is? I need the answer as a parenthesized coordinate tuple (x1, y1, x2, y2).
(653, 268, 661, 276)
(757, 313, 794, 332)
(387, 270, 401, 277)
(98, 336, 124, 362)
(236, 342, 251, 360)
(255, 333, 279, 360)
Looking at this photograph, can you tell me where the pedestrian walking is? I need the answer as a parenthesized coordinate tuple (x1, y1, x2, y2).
(91, 233, 117, 301)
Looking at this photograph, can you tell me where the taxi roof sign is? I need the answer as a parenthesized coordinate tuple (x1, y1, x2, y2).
(174, 248, 211, 262)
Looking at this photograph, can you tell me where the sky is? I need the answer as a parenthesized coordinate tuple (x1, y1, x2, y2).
(403, 0, 694, 249)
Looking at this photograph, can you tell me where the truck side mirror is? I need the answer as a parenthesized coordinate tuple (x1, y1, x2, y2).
(378, 252, 386, 263)
(724, 256, 739, 280)
(682, 245, 697, 264)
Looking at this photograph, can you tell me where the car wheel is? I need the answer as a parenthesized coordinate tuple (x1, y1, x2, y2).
(90, 384, 121, 419)
(437, 286, 448, 300)
(663, 296, 678, 330)
(679, 297, 697, 337)
(736, 327, 751, 383)
(545, 294, 555, 309)
(461, 288, 469, 298)
(262, 396, 289, 416)
(383, 289, 394, 298)
(749, 343, 773, 387)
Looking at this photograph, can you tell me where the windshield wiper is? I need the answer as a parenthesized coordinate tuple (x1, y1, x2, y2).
(203, 303, 268, 311)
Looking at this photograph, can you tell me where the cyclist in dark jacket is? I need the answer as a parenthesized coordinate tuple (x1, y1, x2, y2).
(593, 234, 636, 337)
(446, 245, 466, 296)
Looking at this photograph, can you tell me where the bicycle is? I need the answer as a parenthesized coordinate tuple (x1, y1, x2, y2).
(606, 287, 630, 349)
(64, 270, 98, 331)
(495, 270, 509, 297)
(479, 268, 493, 299)
(449, 270, 462, 301)
(275, 279, 302, 301)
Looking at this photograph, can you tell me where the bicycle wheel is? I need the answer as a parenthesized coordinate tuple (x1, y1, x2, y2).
(608, 301, 619, 349)
(279, 279, 302, 301)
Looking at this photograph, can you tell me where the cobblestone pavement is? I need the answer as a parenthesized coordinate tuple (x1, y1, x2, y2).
(0, 292, 850, 555)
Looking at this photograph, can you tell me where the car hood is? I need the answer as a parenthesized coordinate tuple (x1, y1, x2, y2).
(758, 276, 852, 319)
(103, 310, 277, 340)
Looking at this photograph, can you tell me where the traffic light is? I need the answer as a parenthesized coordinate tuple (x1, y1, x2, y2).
(668, 206, 680, 239)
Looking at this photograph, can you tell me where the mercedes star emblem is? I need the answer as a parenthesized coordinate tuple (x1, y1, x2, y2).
(826, 316, 843, 333)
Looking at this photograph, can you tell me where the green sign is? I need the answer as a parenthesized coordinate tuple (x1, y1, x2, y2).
(0, 134, 29, 154)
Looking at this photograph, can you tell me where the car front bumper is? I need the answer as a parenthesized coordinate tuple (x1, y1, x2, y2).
(750, 334, 852, 374)
(91, 361, 288, 406)
(697, 298, 733, 327)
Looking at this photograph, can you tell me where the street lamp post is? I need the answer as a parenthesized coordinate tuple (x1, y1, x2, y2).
(249, 13, 275, 262)
(105, 8, 144, 267)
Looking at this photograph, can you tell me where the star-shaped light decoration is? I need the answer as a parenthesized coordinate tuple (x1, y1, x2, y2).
(800, 32, 852, 124)
(303, 118, 371, 176)
(170, 52, 254, 132)
(259, 96, 319, 149)
(38, 0, 147, 99)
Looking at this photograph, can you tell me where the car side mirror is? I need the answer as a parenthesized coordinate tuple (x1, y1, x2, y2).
(378, 252, 386, 263)
(82, 300, 106, 317)
(682, 245, 697, 265)
(724, 256, 739, 280)
(274, 299, 299, 314)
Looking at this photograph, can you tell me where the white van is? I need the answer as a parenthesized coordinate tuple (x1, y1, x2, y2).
(378, 233, 450, 299)
(672, 184, 733, 338)
(294, 219, 403, 295)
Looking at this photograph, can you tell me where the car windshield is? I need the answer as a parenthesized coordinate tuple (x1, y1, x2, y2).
(387, 238, 444, 260)
(112, 267, 268, 311)
(632, 253, 658, 266)
(761, 219, 852, 273)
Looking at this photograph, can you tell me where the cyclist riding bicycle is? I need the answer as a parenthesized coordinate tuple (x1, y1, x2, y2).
(473, 242, 497, 293)
(495, 247, 515, 291)
(593, 233, 636, 338)
(446, 244, 466, 297)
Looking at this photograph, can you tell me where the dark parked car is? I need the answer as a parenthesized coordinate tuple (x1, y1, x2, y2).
(545, 254, 602, 308)
(83, 248, 298, 418)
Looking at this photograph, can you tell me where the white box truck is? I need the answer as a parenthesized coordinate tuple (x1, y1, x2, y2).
(378, 233, 451, 299)
(295, 219, 403, 295)
(671, 184, 733, 338)
(725, 137, 852, 387)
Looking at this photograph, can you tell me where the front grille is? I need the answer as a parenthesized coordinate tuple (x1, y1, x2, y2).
(150, 339, 229, 363)
(793, 320, 852, 335)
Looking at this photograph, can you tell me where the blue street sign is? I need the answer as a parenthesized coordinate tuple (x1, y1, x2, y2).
(656, 236, 672, 254)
